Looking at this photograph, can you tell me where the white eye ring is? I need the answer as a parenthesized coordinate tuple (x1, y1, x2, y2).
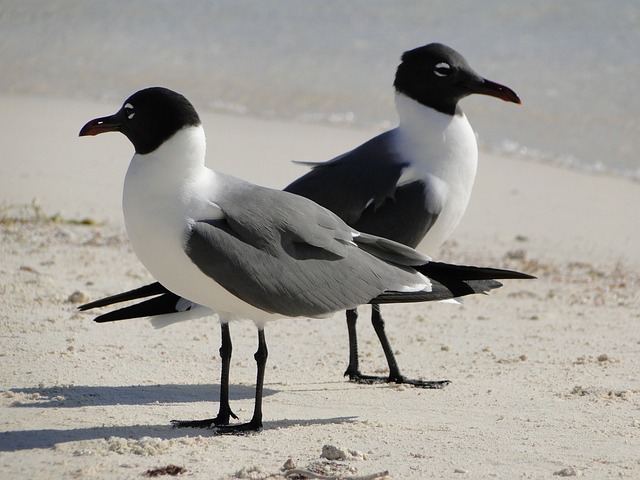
(124, 103, 135, 119)
(434, 62, 451, 77)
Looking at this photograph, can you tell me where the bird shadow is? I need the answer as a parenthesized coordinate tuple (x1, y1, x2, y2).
(0, 417, 359, 452)
(2, 383, 359, 451)
(6, 383, 265, 408)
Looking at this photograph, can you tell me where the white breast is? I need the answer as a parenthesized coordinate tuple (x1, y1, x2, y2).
(122, 126, 283, 325)
(392, 93, 478, 253)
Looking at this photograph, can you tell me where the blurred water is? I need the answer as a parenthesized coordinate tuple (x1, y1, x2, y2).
(1, 0, 639, 178)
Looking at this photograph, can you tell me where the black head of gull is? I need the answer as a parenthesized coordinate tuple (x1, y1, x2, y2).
(394, 42, 521, 115)
(79, 87, 201, 155)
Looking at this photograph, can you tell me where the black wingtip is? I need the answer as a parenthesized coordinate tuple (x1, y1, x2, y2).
(91, 293, 183, 323)
(420, 261, 536, 281)
(372, 278, 506, 305)
(78, 282, 170, 311)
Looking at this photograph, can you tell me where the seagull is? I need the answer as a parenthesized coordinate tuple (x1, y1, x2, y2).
(81, 42, 521, 391)
(79, 86, 533, 433)
(286, 43, 520, 385)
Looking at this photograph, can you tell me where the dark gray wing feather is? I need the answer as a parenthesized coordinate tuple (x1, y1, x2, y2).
(285, 132, 404, 226)
(354, 232, 430, 266)
(285, 130, 440, 248)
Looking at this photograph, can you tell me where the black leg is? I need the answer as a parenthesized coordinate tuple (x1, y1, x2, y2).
(343, 308, 362, 380)
(217, 322, 238, 423)
(215, 328, 267, 435)
(171, 323, 239, 428)
(348, 304, 451, 389)
(371, 304, 403, 379)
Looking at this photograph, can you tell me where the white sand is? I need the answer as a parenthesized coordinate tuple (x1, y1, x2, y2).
(1, 95, 638, 479)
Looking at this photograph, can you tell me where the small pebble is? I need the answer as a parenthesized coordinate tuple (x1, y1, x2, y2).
(320, 444, 363, 461)
(283, 457, 297, 470)
(73, 449, 94, 456)
(554, 466, 583, 477)
(505, 249, 526, 260)
(144, 465, 187, 477)
(68, 290, 89, 304)
(321, 444, 350, 461)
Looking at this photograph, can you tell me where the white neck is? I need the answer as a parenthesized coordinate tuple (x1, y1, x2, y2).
(130, 125, 207, 183)
(122, 125, 211, 248)
(393, 92, 477, 177)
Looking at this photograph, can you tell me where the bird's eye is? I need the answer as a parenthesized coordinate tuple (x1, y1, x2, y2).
(434, 62, 451, 77)
(124, 103, 135, 120)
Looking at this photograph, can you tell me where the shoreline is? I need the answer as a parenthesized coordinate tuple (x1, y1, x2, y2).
(6, 92, 640, 183)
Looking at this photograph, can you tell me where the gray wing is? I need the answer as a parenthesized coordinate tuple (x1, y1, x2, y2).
(185, 180, 425, 318)
(285, 130, 440, 248)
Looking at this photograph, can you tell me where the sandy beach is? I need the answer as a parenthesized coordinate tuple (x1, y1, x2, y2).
(1, 94, 639, 479)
